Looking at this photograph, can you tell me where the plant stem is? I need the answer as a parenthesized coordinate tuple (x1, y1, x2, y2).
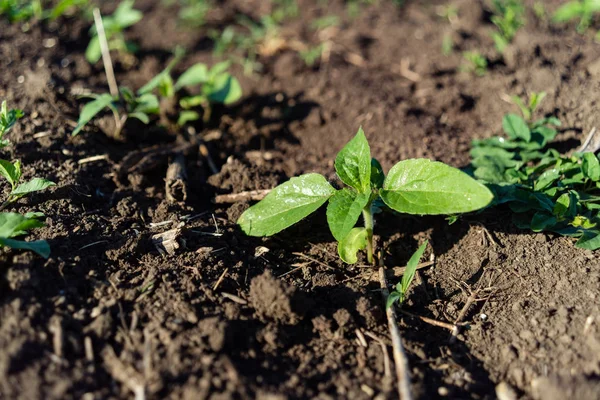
(362, 204, 374, 265)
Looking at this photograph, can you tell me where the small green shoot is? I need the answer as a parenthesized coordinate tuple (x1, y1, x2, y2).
(489, 0, 525, 53)
(72, 88, 159, 137)
(442, 34, 454, 56)
(552, 0, 600, 33)
(0, 0, 89, 23)
(511, 91, 547, 122)
(0, 212, 50, 258)
(461, 51, 488, 76)
(386, 241, 428, 309)
(138, 57, 242, 125)
(238, 128, 493, 264)
(85, 0, 142, 64)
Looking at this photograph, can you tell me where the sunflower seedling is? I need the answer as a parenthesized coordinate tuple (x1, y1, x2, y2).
(238, 128, 493, 264)
(139, 58, 242, 125)
(86, 0, 142, 64)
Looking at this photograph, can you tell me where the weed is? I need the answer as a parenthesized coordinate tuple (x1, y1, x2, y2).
(552, 0, 600, 33)
(238, 128, 493, 264)
(85, 0, 142, 64)
(511, 91, 546, 122)
(461, 51, 488, 76)
(489, 0, 525, 53)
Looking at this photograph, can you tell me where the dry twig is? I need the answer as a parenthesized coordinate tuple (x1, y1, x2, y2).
(214, 189, 272, 204)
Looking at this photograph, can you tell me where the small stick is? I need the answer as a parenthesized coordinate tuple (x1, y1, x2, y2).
(199, 142, 219, 175)
(92, 8, 119, 98)
(78, 154, 108, 165)
(214, 189, 272, 204)
(212, 267, 229, 291)
(364, 331, 392, 380)
(378, 265, 413, 400)
(399, 310, 458, 332)
(292, 252, 336, 271)
(454, 288, 480, 326)
(165, 152, 188, 203)
(221, 292, 247, 305)
(355, 329, 368, 347)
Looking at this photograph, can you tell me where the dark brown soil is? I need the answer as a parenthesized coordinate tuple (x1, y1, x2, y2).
(1, 0, 600, 399)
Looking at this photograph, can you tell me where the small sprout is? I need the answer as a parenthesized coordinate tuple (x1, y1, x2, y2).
(238, 128, 493, 265)
(552, 0, 600, 33)
(72, 88, 159, 137)
(85, 0, 143, 64)
(441, 34, 454, 56)
(0, 100, 23, 148)
(461, 51, 488, 76)
(310, 15, 340, 31)
(511, 91, 546, 122)
(489, 0, 525, 53)
(0, 212, 50, 258)
(139, 57, 242, 125)
(171, 0, 212, 28)
(0, 0, 89, 23)
(386, 241, 428, 309)
(299, 44, 324, 67)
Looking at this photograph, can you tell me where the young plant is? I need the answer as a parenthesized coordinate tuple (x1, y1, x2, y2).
(552, 0, 600, 33)
(0, 0, 88, 22)
(138, 58, 242, 125)
(511, 91, 546, 122)
(85, 0, 142, 64)
(238, 128, 493, 264)
(386, 241, 427, 309)
(0, 102, 55, 209)
(489, 0, 525, 53)
(461, 51, 488, 76)
(0, 212, 50, 258)
(72, 87, 159, 137)
(0, 102, 54, 258)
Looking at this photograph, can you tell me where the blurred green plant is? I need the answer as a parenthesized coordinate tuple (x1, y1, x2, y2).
(489, 0, 525, 53)
(552, 0, 600, 33)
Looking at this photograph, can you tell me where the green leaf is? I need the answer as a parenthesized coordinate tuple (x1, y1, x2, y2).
(0, 212, 45, 238)
(552, 2, 584, 22)
(208, 61, 233, 80)
(238, 173, 335, 236)
(85, 35, 102, 64)
(380, 159, 494, 215)
(0, 159, 19, 187)
(206, 74, 242, 105)
(177, 111, 200, 126)
(326, 189, 370, 241)
(337, 227, 368, 264)
(334, 127, 371, 192)
(576, 230, 600, 250)
(113, 0, 143, 28)
(73, 94, 115, 136)
(582, 152, 600, 181)
(0, 238, 50, 258)
(531, 212, 557, 232)
(11, 178, 55, 198)
(128, 112, 149, 124)
(174, 63, 209, 90)
(534, 169, 560, 191)
(370, 158, 385, 188)
(385, 291, 401, 309)
(503, 114, 531, 141)
(553, 193, 571, 217)
(400, 241, 428, 300)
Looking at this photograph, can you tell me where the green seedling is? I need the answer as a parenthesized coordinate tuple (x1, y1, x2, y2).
(489, 0, 525, 53)
(386, 241, 427, 309)
(299, 44, 325, 67)
(552, 0, 600, 33)
(469, 99, 600, 250)
(0, 102, 55, 209)
(166, 0, 212, 27)
(442, 34, 454, 56)
(138, 56, 242, 125)
(0, 0, 88, 22)
(511, 91, 546, 122)
(72, 87, 159, 136)
(0, 212, 50, 258)
(238, 128, 493, 264)
(461, 51, 488, 76)
(86, 0, 142, 64)
(310, 15, 340, 31)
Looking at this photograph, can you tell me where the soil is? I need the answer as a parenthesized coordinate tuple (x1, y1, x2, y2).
(1, 0, 600, 399)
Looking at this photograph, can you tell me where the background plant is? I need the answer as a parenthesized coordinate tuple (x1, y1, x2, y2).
(469, 95, 600, 250)
(238, 128, 493, 264)
(489, 0, 525, 53)
(461, 51, 488, 76)
(0, 0, 89, 23)
(85, 0, 142, 64)
(0, 102, 54, 258)
(552, 0, 600, 33)
(386, 241, 427, 309)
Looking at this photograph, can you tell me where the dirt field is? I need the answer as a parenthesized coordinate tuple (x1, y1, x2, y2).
(1, 0, 600, 399)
